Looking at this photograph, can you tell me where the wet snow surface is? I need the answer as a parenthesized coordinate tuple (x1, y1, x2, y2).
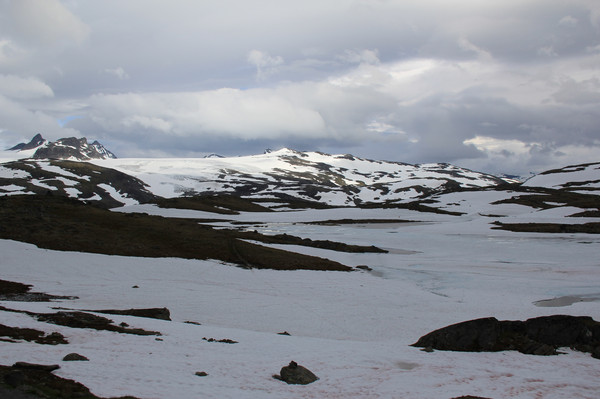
(2, 200, 600, 398)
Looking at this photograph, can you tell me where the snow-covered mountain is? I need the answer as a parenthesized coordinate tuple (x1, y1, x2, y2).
(6, 134, 116, 161)
(90, 148, 506, 206)
(0, 147, 507, 208)
(2, 141, 599, 212)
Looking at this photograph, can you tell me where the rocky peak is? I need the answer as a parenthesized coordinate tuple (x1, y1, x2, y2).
(8, 134, 117, 160)
(32, 136, 116, 160)
(8, 133, 46, 151)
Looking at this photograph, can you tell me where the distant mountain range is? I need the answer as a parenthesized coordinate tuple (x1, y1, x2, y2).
(1, 134, 598, 211)
(8, 134, 116, 160)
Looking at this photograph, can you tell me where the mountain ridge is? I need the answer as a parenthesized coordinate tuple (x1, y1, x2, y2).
(90, 148, 508, 206)
(1, 136, 598, 210)
(7, 134, 116, 160)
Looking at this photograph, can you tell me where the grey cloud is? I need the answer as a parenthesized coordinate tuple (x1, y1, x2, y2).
(552, 78, 600, 104)
(2, 0, 89, 47)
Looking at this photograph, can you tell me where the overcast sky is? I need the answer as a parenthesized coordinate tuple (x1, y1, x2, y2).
(0, 0, 599, 175)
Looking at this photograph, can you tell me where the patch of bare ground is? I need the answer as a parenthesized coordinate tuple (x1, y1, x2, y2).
(304, 218, 414, 226)
(35, 312, 161, 336)
(87, 308, 171, 321)
(0, 279, 77, 302)
(569, 210, 600, 217)
(0, 324, 67, 345)
(152, 194, 272, 214)
(0, 306, 160, 336)
(235, 230, 387, 253)
(491, 221, 600, 234)
(0, 195, 351, 271)
(492, 188, 600, 211)
(360, 201, 465, 215)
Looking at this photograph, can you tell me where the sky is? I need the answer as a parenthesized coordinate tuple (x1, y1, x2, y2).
(0, 0, 599, 175)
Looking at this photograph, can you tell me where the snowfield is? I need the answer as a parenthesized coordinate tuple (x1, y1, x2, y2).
(88, 149, 504, 205)
(1, 202, 599, 398)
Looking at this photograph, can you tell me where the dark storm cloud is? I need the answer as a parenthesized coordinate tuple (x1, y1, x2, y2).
(0, 0, 599, 175)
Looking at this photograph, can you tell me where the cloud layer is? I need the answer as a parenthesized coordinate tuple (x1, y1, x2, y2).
(1, 0, 599, 175)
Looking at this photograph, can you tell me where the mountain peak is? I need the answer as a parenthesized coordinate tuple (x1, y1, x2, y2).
(204, 153, 224, 159)
(33, 136, 116, 160)
(8, 133, 46, 151)
(7, 134, 116, 160)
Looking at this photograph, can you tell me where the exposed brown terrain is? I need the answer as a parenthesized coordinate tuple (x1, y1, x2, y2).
(492, 221, 600, 234)
(0, 195, 365, 271)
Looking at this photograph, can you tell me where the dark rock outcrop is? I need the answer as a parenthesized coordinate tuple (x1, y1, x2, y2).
(412, 315, 600, 357)
(274, 361, 319, 385)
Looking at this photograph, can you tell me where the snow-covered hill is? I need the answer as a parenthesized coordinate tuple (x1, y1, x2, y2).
(0, 148, 506, 208)
(2, 145, 599, 211)
(523, 162, 600, 195)
(91, 148, 505, 206)
(0, 159, 154, 208)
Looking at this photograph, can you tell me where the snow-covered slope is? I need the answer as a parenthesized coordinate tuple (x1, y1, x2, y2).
(91, 148, 505, 206)
(0, 159, 155, 208)
(523, 162, 600, 195)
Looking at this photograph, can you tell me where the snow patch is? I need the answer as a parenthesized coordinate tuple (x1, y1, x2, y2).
(98, 183, 139, 206)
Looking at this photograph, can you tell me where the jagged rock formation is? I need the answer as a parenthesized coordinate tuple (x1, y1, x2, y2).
(8, 134, 116, 160)
(32, 137, 116, 160)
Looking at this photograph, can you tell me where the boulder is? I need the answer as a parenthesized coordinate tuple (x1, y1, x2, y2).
(63, 353, 89, 361)
(275, 361, 319, 385)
